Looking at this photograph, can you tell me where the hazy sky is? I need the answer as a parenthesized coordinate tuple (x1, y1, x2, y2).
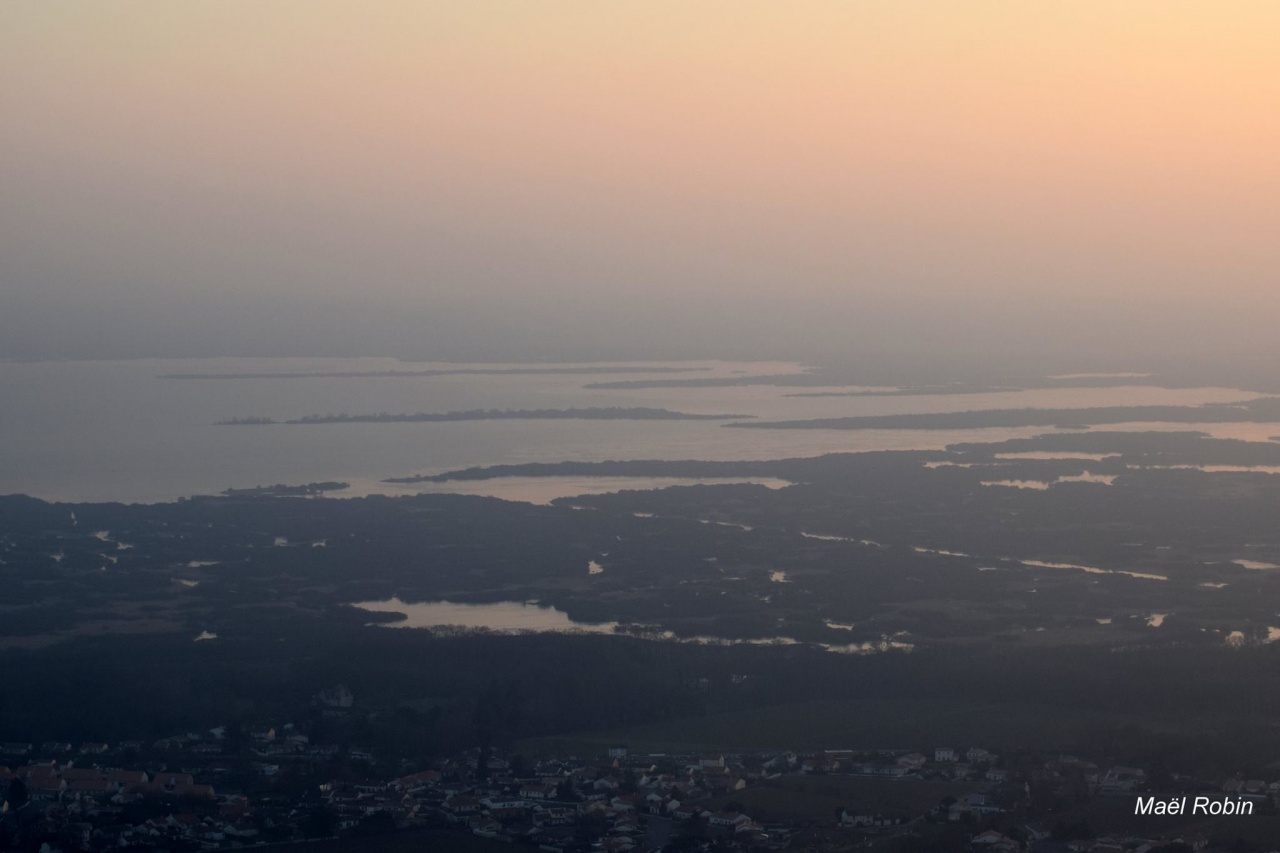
(3, 2, 1279, 370)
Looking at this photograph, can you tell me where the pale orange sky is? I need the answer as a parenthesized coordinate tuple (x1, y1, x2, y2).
(3, 2, 1279, 364)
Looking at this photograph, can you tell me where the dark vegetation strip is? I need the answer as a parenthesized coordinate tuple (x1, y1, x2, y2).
(218, 407, 753, 426)
(163, 366, 709, 379)
(726, 398, 1280, 430)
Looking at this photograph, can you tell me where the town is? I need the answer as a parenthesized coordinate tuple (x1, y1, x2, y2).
(3, 695, 1275, 853)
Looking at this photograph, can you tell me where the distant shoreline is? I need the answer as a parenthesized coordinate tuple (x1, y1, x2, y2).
(383, 458, 794, 484)
(217, 407, 754, 426)
(221, 481, 349, 497)
(726, 398, 1280, 431)
(164, 366, 710, 380)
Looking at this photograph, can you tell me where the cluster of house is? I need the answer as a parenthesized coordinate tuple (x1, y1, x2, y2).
(961, 826, 1214, 853)
(0, 756, 252, 851)
(0, 727, 357, 851)
(57, 807, 264, 851)
(1, 763, 213, 803)
(775, 745, 1006, 782)
(1061, 836, 1215, 853)
(316, 749, 784, 852)
(4, 733, 1280, 853)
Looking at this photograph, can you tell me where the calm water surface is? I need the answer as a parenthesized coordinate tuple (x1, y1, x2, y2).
(0, 357, 1268, 503)
(351, 597, 913, 654)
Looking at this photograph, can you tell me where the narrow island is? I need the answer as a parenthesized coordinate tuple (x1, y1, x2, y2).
(164, 365, 709, 380)
(583, 372, 822, 390)
(220, 482, 349, 497)
(725, 398, 1280, 430)
(784, 385, 1021, 398)
(583, 372, 1176, 392)
(217, 407, 754, 425)
(383, 458, 791, 484)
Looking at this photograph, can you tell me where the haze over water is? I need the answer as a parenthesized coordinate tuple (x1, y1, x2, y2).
(0, 357, 1266, 503)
